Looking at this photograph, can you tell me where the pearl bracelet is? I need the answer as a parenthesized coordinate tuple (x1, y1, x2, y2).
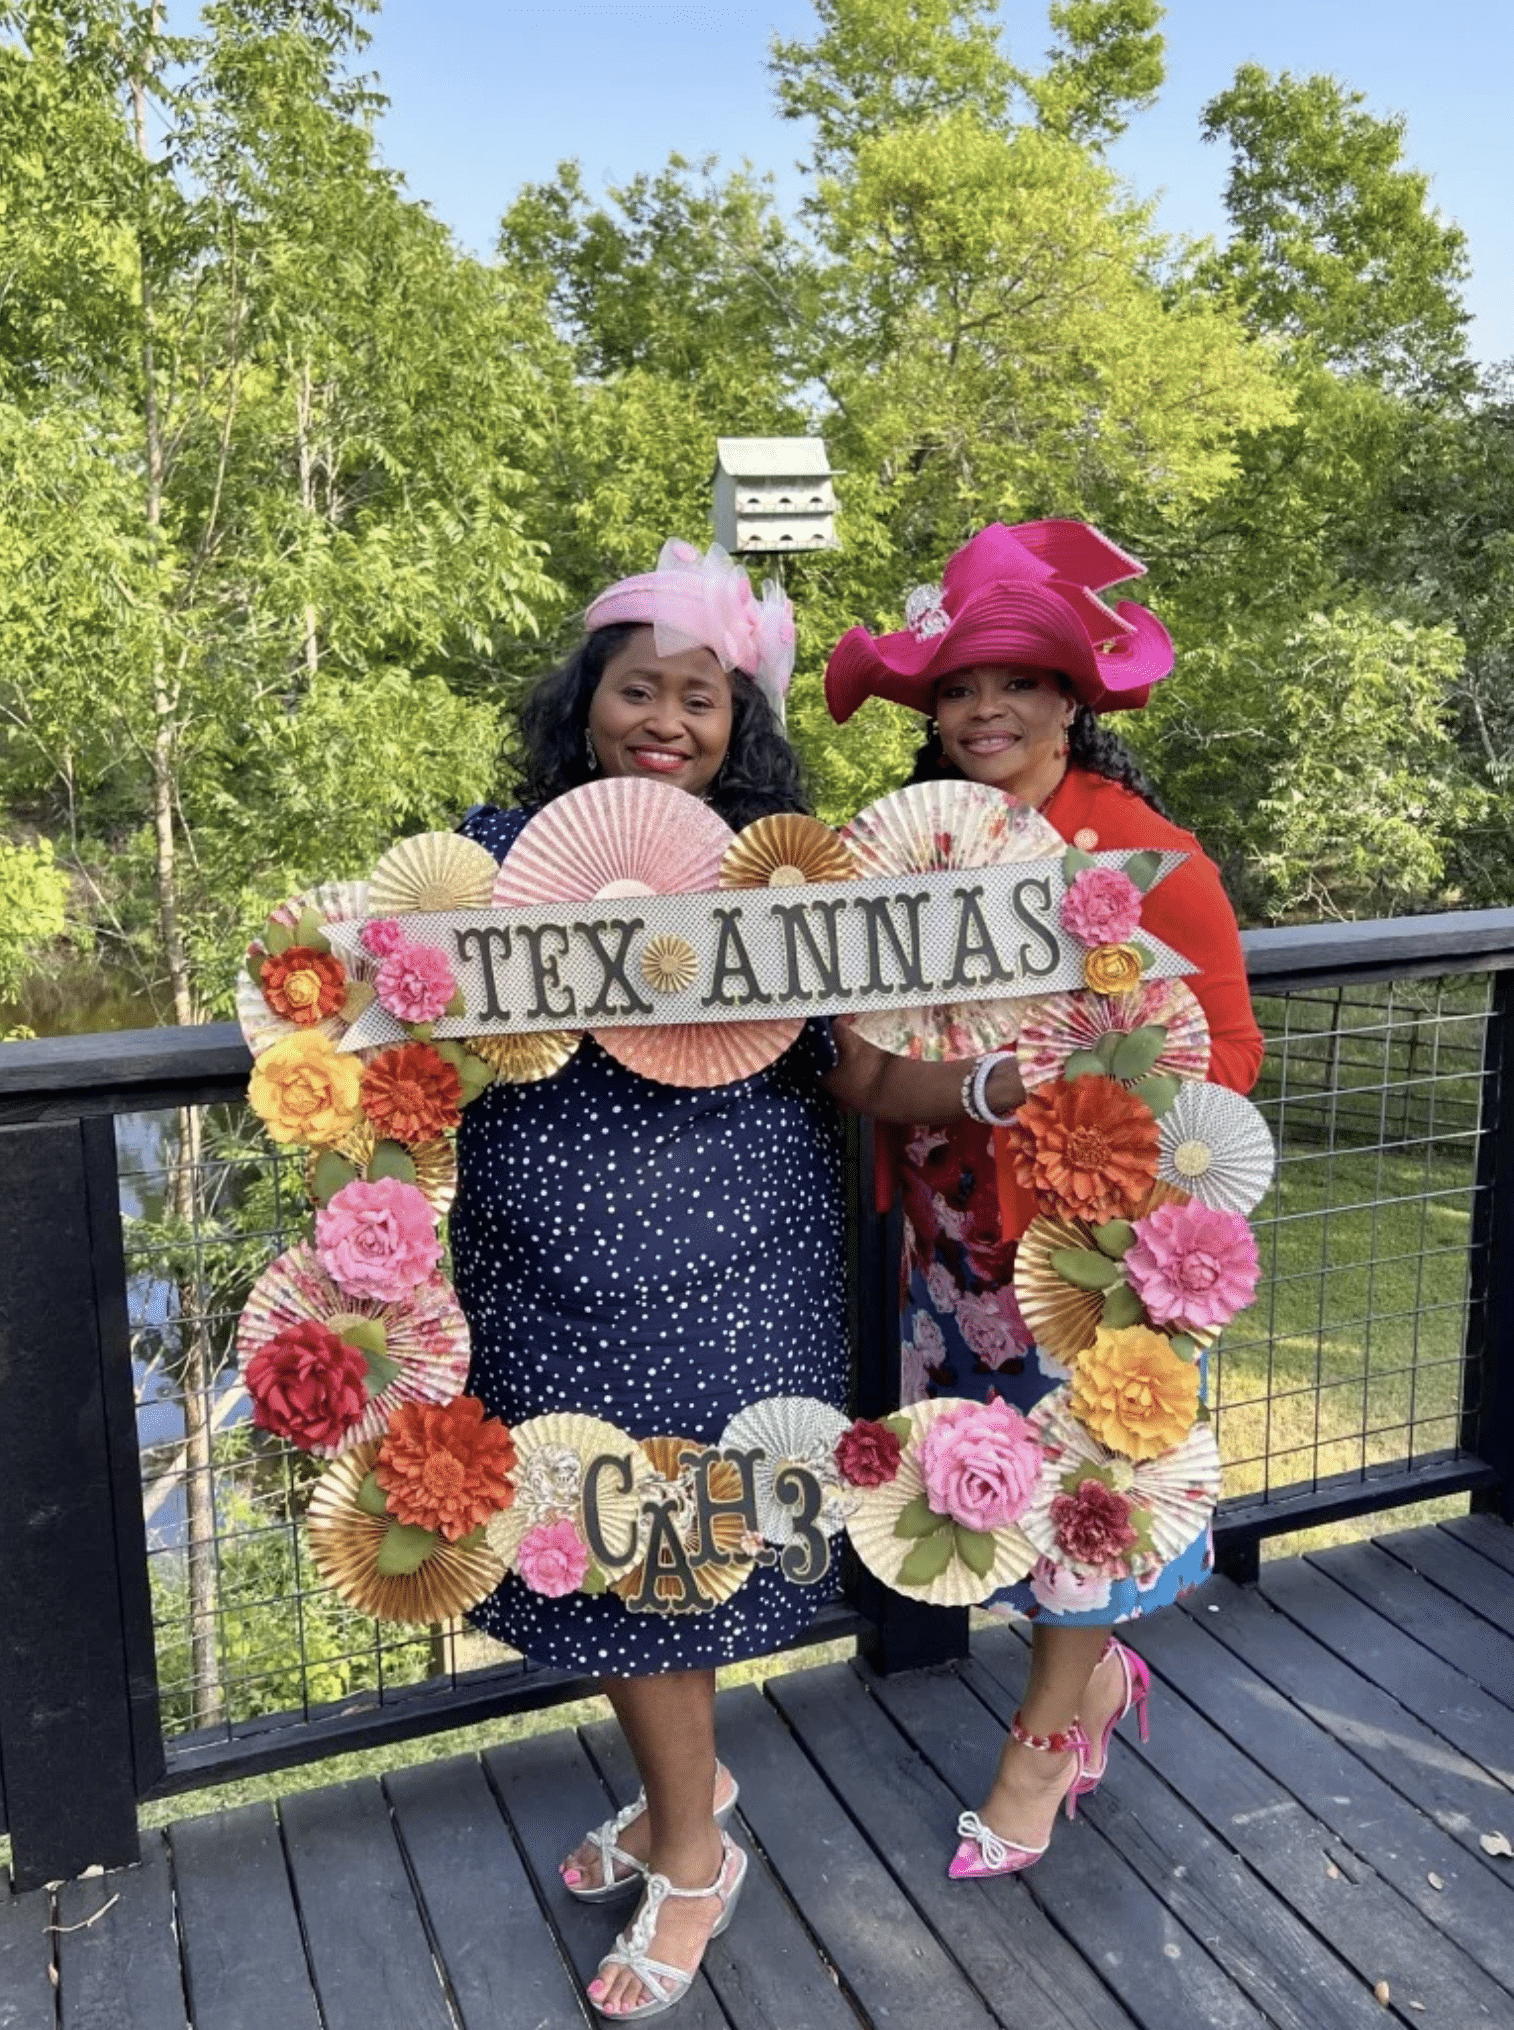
(961, 1050, 1018, 1126)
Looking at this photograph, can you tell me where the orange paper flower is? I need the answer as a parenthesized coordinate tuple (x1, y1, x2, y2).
(376, 1395, 517, 1541)
(361, 1042, 463, 1143)
(1002, 1075, 1158, 1223)
(249, 1030, 364, 1146)
(1071, 1324, 1200, 1460)
(261, 945, 347, 1025)
(1084, 944, 1145, 996)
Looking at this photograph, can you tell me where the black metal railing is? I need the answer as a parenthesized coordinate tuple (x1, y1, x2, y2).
(2, 908, 1512, 1890)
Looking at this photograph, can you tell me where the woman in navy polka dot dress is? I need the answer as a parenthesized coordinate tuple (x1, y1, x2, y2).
(449, 544, 847, 2017)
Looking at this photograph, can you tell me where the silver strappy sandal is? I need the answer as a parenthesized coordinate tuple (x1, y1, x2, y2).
(562, 1768, 740, 1903)
(589, 1832, 747, 2020)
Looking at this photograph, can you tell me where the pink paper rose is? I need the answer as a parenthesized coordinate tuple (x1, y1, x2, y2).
(315, 1177, 443, 1302)
(1125, 1200, 1260, 1331)
(361, 917, 407, 958)
(376, 938, 457, 1024)
(1049, 1476, 1140, 1570)
(1061, 866, 1143, 948)
(917, 1397, 1042, 1533)
(517, 1518, 591, 1597)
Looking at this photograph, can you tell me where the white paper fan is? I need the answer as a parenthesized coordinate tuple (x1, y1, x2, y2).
(1156, 1082, 1276, 1214)
(1023, 1389, 1222, 1578)
(237, 880, 375, 1061)
(719, 1396, 855, 1543)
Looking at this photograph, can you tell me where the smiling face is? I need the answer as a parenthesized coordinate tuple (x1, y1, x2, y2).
(933, 663, 1076, 804)
(587, 627, 734, 797)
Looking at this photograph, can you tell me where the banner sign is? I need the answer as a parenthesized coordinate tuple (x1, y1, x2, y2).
(326, 851, 1193, 1051)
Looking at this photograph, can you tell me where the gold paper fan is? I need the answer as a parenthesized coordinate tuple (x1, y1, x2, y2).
(720, 815, 857, 890)
(641, 936, 699, 995)
(465, 1030, 582, 1085)
(306, 1440, 505, 1625)
(368, 832, 499, 915)
(493, 777, 733, 904)
(844, 1398, 1037, 1609)
(611, 1435, 755, 1609)
(485, 1411, 654, 1582)
(304, 1120, 456, 1217)
(1014, 1210, 1219, 1363)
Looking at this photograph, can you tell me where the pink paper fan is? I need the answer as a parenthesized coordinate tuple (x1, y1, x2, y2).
(1015, 979, 1211, 1091)
(237, 1242, 470, 1458)
(493, 776, 734, 904)
(597, 1016, 801, 1089)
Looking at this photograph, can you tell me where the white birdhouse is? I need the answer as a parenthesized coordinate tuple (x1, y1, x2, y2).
(713, 438, 840, 556)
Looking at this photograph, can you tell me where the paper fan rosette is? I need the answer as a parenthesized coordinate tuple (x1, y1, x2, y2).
(719, 1396, 855, 1544)
(495, 777, 802, 1088)
(306, 1438, 505, 1625)
(838, 781, 1065, 1060)
(237, 1243, 470, 1457)
(720, 814, 857, 889)
(1016, 979, 1210, 1097)
(304, 1120, 457, 1219)
(237, 880, 379, 1061)
(611, 1436, 758, 1610)
(1157, 1083, 1276, 1214)
(846, 1398, 1038, 1607)
(1021, 1388, 1221, 1582)
(368, 831, 499, 915)
(485, 1411, 655, 1586)
(464, 1029, 583, 1085)
(1014, 1201, 1221, 1367)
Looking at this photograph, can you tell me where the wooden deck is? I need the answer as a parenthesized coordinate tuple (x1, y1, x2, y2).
(5, 1516, 1514, 2030)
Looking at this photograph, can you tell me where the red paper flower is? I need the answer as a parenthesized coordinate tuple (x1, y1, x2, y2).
(1049, 1476, 1140, 1567)
(245, 1320, 368, 1450)
(361, 1042, 463, 1142)
(260, 945, 347, 1026)
(1000, 1075, 1158, 1224)
(834, 1417, 903, 1487)
(376, 1395, 516, 1541)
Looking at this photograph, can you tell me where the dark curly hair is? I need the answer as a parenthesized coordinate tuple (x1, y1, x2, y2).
(907, 680, 1168, 817)
(507, 624, 810, 828)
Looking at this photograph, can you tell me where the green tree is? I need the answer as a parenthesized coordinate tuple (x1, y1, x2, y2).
(0, 835, 70, 996)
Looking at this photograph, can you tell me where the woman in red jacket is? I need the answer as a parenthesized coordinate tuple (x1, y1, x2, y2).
(823, 521, 1264, 1879)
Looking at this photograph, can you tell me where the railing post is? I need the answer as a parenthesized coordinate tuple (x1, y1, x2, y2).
(1462, 970, 1514, 1522)
(0, 1115, 164, 1888)
(845, 1117, 970, 1672)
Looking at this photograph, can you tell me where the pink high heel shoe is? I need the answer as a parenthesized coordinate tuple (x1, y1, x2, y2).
(948, 1714, 1089, 1879)
(1072, 1635, 1150, 1799)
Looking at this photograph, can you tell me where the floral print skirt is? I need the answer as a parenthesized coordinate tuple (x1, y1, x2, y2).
(898, 1121, 1213, 1627)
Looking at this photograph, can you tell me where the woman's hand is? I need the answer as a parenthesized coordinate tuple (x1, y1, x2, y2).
(821, 1018, 1025, 1125)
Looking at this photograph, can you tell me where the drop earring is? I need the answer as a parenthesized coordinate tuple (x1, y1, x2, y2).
(584, 729, 598, 773)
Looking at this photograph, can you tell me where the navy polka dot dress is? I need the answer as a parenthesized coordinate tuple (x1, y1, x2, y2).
(450, 805, 849, 1675)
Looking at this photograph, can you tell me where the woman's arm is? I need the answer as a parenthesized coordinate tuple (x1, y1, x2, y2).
(821, 1019, 1025, 1124)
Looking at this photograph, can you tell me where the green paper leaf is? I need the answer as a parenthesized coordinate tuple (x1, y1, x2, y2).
(954, 1524, 997, 1578)
(1050, 1246, 1122, 1292)
(1123, 850, 1162, 893)
(893, 1492, 951, 1539)
(1093, 1029, 1123, 1067)
(1195, 1399, 1213, 1424)
(896, 1528, 955, 1587)
(1101, 1282, 1146, 1329)
(374, 1519, 439, 1576)
(1131, 941, 1156, 973)
(310, 1149, 358, 1206)
(263, 918, 293, 955)
(1128, 1508, 1156, 1551)
(882, 1414, 914, 1445)
(338, 1317, 387, 1359)
(1093, 1219, 1136, 1259)
(294, 907, 330, 953)
(1169, 1333, 1199, 1363)
(456, 1525, 488, 1551)
(1062, 1048, 1105, 1082)
(368, 1140, 418, 1185)
(581, 1563, 608, 1595)
(356, 1471, 392, 1519)
(444, 987, 467, 1018)
(246, 952, 269, 991)
(405, 1020, 435, 1042)
(1062, 845, 1097, 881)
(433, 1039, 467, 1069)
(1134, 1072, 1182, 1119)
(457, 1052, 494, 1092)
(1110, 1026, 1167, 1083)
(341, 979, 375, 1023)
(361, 1344, 403, 1395)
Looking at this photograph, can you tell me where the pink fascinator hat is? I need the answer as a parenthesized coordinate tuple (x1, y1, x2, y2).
(585, 539, 797, 712)
(824, 520, 1173, 723)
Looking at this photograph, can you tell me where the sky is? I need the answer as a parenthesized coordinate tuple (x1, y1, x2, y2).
(356, 0, 1513, 366)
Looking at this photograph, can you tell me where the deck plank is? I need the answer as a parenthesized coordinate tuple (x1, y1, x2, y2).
(712, 1681, 1003, 2030)
(1138, 1594, 1514, 2002)
(386, 1754, 587, 2030)
(170, 1804, 320, 2030)
(0, 1882, 55, 2030)
(579, 1712, 857, 2030)
(1441, 1514, 1514, 1577)
(279, 1779, 454, 2030)
(1259, 1554, 1514, 1791)
(1308, 1540, 1514, 1711)
(963, 1630, 1387, 2030)
(484, 1726, 729, 2030)
(766, 1660, 1136, 2030)
(1378, 1524, 1514, 1638)
(868, 1654, 1270, 2030)
(56, 1830, 187, 2030)
(1187, 1576, 1514, 1878)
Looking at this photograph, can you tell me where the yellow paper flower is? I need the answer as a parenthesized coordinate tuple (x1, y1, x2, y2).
(1070, 1324, 1199, 1461)
(1084, 944, 1145, 996)
(249, 1030, 363, 1146)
